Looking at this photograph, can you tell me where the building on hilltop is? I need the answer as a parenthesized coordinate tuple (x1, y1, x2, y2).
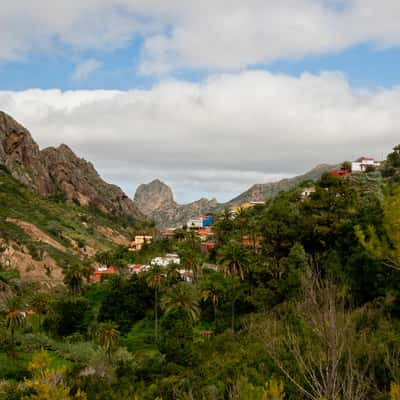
(351, 157, 381, 172)
(301, 186, 316, 199)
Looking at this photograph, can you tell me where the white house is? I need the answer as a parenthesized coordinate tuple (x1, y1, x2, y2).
(150, 253, 181, 267)
(187, 218, 203, 228)
(351, 157, 381, 172)
(301, 186, 316, 199)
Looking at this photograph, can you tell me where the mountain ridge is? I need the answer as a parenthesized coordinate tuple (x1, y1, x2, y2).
(134, 163, 336, 229)
(0, 111, 143, 221)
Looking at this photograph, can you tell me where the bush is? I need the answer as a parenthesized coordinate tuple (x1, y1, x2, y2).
(44, 296, 92, 337)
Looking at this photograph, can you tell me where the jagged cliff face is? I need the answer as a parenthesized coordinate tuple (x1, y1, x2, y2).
(0, 111, 55, 194)
(134, 179, 218, 228)
(135, 164, 335, 228)
(41, 144, 142, 219)
(134, 179, 175, 215)
(0, 111, 143, 221)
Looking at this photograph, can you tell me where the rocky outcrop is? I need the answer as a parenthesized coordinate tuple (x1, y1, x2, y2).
(0, 111, 55, 194)
(0, 111, 143, 221)
(134, 179, 175, 215)
(135, 164, 335, 228)
(134, 179, 218, 229)
(41, 144, 142, 219)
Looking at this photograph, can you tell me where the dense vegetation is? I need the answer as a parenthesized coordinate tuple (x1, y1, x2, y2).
(1, 148, 400, 399)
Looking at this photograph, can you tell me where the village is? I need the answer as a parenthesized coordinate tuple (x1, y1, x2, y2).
(92, 156, 382, 282)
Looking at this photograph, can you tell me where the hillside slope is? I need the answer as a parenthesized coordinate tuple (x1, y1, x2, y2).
(225, 163, 336, 207)
(0, 167, 135, 282)
(0, 110, 146, 282)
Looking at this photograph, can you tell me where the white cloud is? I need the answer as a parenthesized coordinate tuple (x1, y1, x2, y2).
(0, 70, 399, 202)
(1, 1, 400, 71)
(72, 59, 102, 81)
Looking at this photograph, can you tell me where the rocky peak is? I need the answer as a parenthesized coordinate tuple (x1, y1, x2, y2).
(0, 111, 143, 221)
(0, 111, 55, 194)
(134, 179, 219, 228)
(41, 144, 143, 220)
(134, 179, 176, 215)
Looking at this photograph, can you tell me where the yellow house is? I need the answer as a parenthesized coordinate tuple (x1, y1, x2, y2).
(129, 235, 153, 251)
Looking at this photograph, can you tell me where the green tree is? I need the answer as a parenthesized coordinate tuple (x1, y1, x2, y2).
(356, 186, 400, 270)
(44, 296, 91, 337)
(213, 209, 234, 246)
(146, 265, 164, 340)
(98, 274, 152, 334)
(383, 144, 400, 183)
(177, 230, 203, 283)
(95, 321, 119, 361)
(161, 282, 200, 322)
(3, 297, 25, 357)
(200, 274, 224, 329)
(342, 161, 352, 172)
(217, 239, 249, 333)
(64, 264, 84, 296)
(30, 292, 50, 330)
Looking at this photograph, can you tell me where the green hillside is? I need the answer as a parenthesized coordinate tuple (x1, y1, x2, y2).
(0, 166, 137, 274)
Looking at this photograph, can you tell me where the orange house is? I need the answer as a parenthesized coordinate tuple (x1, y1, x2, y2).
(92, 266, 117, 282)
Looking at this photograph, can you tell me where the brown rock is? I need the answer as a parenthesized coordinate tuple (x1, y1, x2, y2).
(0, 111, 143, 221)
(134, 179, 218, 229)
(0, 111, 55, 194)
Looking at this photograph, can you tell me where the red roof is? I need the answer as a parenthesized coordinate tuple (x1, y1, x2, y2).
(91, 266, 117, 282)
(357, 156, 374, 162)
(331, 169, 350, 177)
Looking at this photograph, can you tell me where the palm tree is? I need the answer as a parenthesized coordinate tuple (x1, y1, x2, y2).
(217, 239, 249, 333)
(178, 230, 202, 283)
(161, 282, 200, 323)
(146, 265, 164, 340)
(95, 251, 114, 266)
(81, 260, 95, 284)
(95, 321, 119, 361)
(3, 297, 26, 357)
(201, 282, 220, 329)
(165, 264, 180, 284)
(0, 268, 19, 301)
(63, 264, 84, 296)
(30, 292, 50, 330)
(213, 209, 233, 245)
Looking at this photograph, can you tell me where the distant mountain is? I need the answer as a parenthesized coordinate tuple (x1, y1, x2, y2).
(134, 179, 218, 229)
(0, 111, 143, 221)
(134, 164, 336, 229)
(225, 163, 336, 207)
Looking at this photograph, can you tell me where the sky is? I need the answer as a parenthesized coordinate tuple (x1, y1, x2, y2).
(1, 1, 400, 203)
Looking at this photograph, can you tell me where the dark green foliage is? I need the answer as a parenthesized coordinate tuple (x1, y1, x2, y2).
(383, 144, 400, 183)
(43, 296, 91, 337)
(159, 308, 195, 366)
(98, 275, 153, 333)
